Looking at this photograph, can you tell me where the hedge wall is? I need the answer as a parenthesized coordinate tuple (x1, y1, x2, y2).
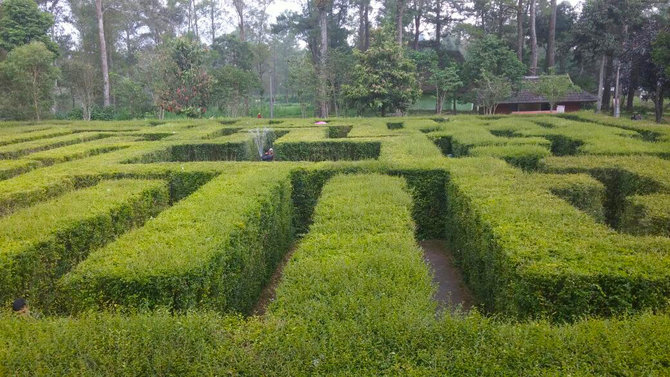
(444, 157, 670, 321)
(274, 141, 380, 161)
(268, 174, 436, 327)
(0, 179, 169, 310)
(621, 194, 670, 237)
(59, 167, 294, 314)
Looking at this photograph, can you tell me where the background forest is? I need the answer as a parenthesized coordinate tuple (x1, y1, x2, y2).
(0, 0, 668, 121)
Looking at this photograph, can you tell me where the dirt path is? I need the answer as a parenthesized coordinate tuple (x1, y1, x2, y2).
(420, 239, 474, 313)
(251, 243, 298, 316)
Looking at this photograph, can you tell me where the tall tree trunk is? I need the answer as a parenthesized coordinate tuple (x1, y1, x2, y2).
(614, 58, 621, 118)
(529, 0, 537, 75)
(233, 0, 245, 41)
(603, 58, 612, 111)
(396, 0, 406, 46)
(95, 0, 110, 107)
(210, 2, 216, 43)
(654, 81, 664, 123)
(318, 3, 329, 118)
(626, 58, 639, 111)
(517, 0, 523, 61)
(596, 54, 606, 113)
(435, 0, 442, 46)
(547, 0, 556, 70)
(358, 0, 370, 51)
(192, 0, 199, 39)
(413, 3, 422, 50)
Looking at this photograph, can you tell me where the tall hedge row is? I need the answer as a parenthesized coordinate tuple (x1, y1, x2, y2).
(444, 157, 670, 321)
(274, 141, 380, 161)
(268, 174, 436, 332)
(59, 167, 294, 314)
(0, 179, 169, 310)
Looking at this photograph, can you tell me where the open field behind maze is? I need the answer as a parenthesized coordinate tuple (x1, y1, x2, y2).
(1, 113, 670, 374)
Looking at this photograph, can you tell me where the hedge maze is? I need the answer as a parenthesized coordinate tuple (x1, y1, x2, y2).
(1, 114, 670, 374)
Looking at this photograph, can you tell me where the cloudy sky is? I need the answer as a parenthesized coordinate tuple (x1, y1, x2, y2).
(263, 0, 584, 25)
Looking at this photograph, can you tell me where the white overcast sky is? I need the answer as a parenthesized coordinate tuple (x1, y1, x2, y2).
(262, 0, 584, 25)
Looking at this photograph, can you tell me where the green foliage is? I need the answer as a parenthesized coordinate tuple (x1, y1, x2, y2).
(344, 29, 421, 116)
(212, 66, 259, 117)
(0, 41, 58, 120)
(274, 140, 380, 161)
(287, 54, 317, 118)
(0, 0, 56, 53)
(475, 72, 513, 115)
(60, 169, 294, 314)
(462, 35, 526, 87)
(156, 37, 213, 118)
(0, 179, 169, 310)
(621, 194, 670, 237)
(652, 30, 670, 77)
(0, 116, 668, 373)
(531, 74, 579, 110)
(268, 174, 436, 330)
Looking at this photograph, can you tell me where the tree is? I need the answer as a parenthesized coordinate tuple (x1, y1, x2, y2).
(533, 74, 578, 110)
(476, 71, 511, 114)
(432, 64, 463, 114)
(231, 0, 247, 41)
(287, 54, 317, 117)
(316, 0, 330, 118)
(62, 57, 97, 120)
(0, 41, 58, 120)
(463, 34, 526, 85)
(652, 31, 670, 77)
(156, 37, 213, 118)
(529, 0, 537, 75)
(547, 0, 557, 69)
(516, 0, 523, 61)
(357, 0, 371, 51)
(95, 0, 110, 106)
(396, 0, 407, 46)
(0, 0, 56, 53)
(212, 65, 259, 117)
(344, 29, 421, 116)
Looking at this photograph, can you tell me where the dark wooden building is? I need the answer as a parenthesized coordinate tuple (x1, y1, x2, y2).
(493, 76, 598, 114)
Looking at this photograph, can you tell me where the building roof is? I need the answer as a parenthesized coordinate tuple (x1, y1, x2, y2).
(497, 90, 599, 104)
(498, 75, 598, 104)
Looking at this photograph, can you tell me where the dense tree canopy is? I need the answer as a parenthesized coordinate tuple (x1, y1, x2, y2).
(0, 0, 667, 121)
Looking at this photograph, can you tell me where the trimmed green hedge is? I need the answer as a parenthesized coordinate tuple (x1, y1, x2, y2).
(0, 311, 668, 375)
(0, 160, 40, 180)
(530, 173, 606, 224)
(59, 167, 294, 314)
(0, 132, 111, 159)
(327, 125, 352, 138)
(621, 194, 670, 237)
(0, 179, 169, 310)
(445, 157, 670, 321)
(274, 141, 380, 161)
(468, 144, 551, 171)
(289, 166, 447, 240)
(269, 174, 436, 326)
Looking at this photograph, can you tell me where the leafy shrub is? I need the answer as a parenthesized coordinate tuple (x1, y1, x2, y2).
(387, 122, 404, 129)
(274, 141, 380, 161)
(445, 157, 670, 321)
(327, 125, 352, 138)
(59, 168, 294, 314)
(621, 194, 670, 237)
(0, 179, 169, 310)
